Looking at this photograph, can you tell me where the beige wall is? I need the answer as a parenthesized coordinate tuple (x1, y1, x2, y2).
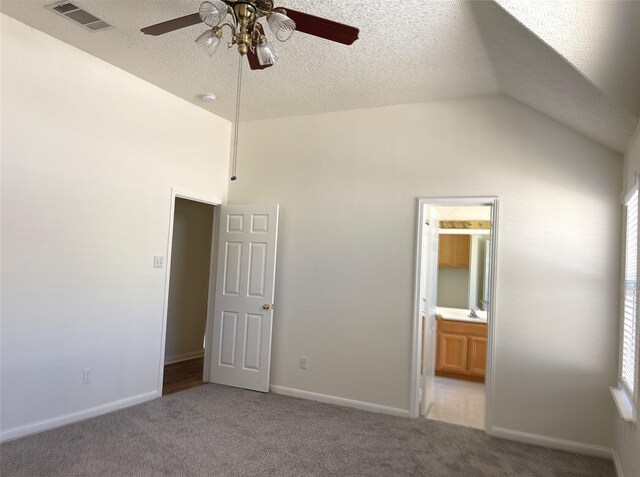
(616, 123, 640, 477)
(165, 199, 214, 363)
(437, 268, 469, 308)
(0, 16, 230, 437)
(436, 206, 492, 221)
(229, 95, 622, 448)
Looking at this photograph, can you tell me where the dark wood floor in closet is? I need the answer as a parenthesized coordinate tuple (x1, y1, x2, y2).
(162, 357, 205, 395)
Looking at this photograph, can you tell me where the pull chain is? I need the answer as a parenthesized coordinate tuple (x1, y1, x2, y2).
(230, 54, 243, 181)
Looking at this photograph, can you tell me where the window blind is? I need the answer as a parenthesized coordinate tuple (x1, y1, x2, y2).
(622, 188, 639, 401)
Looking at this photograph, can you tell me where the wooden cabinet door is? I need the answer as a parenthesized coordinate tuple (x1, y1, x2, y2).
(467, 336, 487, 376)
(436, 332, 468, 373)
(438, 234, 453, 267)
(453, 234, 470, 268)
(438, 234, 470, 268)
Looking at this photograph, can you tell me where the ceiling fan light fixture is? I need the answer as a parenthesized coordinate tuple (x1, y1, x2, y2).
(256, 40, 278, 66)
(267, 12, 295, 42)
(195, 28, 222, 56)
(199, 0, 227, 27)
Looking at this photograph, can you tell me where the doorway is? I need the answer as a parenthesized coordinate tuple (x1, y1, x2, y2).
(161, 196, 219, 395)
(158, 197, 280, 397)
(410, 197, 499, 432)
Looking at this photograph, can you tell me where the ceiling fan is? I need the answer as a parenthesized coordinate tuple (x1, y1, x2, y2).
(141, 0, 360, 70)
(141, 1, 360, 180)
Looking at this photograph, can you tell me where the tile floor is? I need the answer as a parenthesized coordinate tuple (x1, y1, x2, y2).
(425, 376, 485, 429)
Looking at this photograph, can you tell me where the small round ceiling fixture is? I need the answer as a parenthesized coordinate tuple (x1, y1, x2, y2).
(200, 93, 217, 102)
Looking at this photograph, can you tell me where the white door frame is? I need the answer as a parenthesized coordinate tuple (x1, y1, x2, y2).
(157, 188, 222, 395)
(410, 196, 500, 434)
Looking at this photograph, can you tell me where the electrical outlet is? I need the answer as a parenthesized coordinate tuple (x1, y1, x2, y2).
(83, 367, 92, 384)
(299, 357, 307, 369)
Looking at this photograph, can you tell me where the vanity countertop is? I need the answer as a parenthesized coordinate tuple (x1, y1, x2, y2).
(435, 306, 487, 324)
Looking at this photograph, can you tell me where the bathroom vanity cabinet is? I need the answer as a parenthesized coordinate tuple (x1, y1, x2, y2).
(435, 318, 487, 382)
(438, 234, 470, 268)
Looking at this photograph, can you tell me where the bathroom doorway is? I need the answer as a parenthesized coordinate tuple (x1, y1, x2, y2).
(411, 197, 499, 432)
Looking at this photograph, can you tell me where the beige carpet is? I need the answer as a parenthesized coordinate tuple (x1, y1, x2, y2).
(0, 384, 615, 476)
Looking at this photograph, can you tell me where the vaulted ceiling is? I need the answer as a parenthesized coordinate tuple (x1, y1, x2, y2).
(473, 0, 638, 153)
(1, 0, 638, 153)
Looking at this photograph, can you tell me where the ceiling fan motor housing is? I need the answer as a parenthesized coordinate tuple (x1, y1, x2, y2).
(233, 2, 256, 55)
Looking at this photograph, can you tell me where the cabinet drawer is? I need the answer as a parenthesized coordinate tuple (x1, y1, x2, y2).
(437, 319, 487, 337)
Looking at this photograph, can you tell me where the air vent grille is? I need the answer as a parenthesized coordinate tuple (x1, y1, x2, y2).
(53, 3, 77, 14)
(46, 2, 112, 32)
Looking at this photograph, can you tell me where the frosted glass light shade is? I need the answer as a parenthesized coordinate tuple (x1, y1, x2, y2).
(199, 0, 227, 27)
(195, 29, 221, 56)
(267, 12, 295, 42)
(257, 41, 278, 66)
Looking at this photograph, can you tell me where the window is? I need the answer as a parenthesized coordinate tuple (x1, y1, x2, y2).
(612, 186, 639, 421)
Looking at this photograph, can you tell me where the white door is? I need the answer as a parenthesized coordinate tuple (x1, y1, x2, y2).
(420, 206, 439, 415)
(211, 204, 279, 392)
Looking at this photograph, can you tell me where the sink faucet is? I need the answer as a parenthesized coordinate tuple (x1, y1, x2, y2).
(468, 307, 480, 319)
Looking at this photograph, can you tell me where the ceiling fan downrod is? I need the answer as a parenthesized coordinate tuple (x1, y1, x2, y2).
(230, 53, 243, 181)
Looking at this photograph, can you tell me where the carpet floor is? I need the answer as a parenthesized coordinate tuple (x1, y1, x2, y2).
(0, 384, 615, 476)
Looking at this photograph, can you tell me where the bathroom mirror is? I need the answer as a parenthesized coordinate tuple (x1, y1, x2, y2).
(436, 233, 491, 311)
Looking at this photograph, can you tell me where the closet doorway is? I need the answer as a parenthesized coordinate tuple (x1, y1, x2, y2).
(162, 196, 218, 395)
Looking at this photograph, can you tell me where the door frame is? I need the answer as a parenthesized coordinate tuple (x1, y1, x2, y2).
(157, 188, 222, 395)
(410, 196, 500, 434)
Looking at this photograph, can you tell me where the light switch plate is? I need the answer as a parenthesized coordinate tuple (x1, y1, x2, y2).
(153, 256, 165, 268)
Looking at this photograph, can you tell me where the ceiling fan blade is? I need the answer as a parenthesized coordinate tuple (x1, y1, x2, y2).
(141, 12, 202, 36)
(283, 9, 359, 45)
(246, 48, 273, 70)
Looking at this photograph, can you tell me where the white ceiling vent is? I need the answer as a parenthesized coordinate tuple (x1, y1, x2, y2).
(46, 2, 112, 32)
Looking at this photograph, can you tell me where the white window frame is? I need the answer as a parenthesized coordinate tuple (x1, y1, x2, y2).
(611, 180, 639, 422)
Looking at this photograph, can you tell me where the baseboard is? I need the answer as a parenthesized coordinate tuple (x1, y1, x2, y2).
(164, 350, 204, 365)
(270, 385, 409, 418)
(487, 426, 614, 459)
(612, 450, 624, 477)
(0, 390, 159, 443)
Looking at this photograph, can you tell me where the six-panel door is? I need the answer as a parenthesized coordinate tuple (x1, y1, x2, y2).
(211, 205, 279, 393)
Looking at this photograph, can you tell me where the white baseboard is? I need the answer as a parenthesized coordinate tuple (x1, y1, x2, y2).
(164, 350, 204, 365)
(0, 391, 159, 443)
(270, 385, 410, 418)
(612, 450, 624, 477)
(487, 426, 614, 459)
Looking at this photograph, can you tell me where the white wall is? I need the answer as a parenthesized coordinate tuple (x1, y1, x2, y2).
(0, 16, 230, 437)
(164, 199, 214, 363)
(616, 124, 640, 477)
(229, 95, 622, 448)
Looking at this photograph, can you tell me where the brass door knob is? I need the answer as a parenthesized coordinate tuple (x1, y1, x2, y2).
(262, 304, 270, 310)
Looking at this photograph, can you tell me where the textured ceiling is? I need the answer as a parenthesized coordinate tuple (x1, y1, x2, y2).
(1, 0, 638, 153)
(0, 0, 498, 121)
(472, 1, 637, 153)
